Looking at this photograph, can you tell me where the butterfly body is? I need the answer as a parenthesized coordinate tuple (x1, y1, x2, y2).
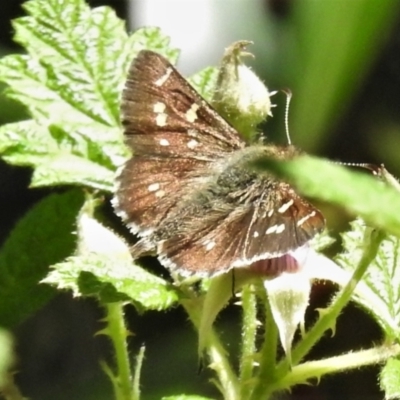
(113, 50, 325, 276)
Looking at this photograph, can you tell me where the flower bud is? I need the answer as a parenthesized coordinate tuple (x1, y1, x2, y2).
(212, 41, 275, 142)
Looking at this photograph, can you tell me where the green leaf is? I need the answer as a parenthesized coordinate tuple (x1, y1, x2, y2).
(0, 329, 13, 387)
(198, 274, 234, 358)
(255, 155, 400, 237)
(337, 219, 400, 339)
(309, 229, 336, 252)
(0, 190, 84, 327)
(30, 154, 114, 191)
(0, 120, 59, 166)
(162, 396, 215, 400)
(380, 358, 400, 400)
(188, 66, 218, 101)
(0, 0, 179, 190)
(45, 253, 179, 310)
(43, 213, 178, 310)
(11, 0, 127, 126)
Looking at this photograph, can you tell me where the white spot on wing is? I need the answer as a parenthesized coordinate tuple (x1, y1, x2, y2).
(278, 199, 294, 213)
(155, 190, 165, 198)
(156, 115, 167, 126)
(159, 139, 170, 146)
(185, 103, 200, 123)
(266, 225, 277, 234)
(148, 183, 160, 192)
(153, 101, 167, 127)
(188, 129, 198, 137)
(275, 223, 285, 233)
(265, 224, 285, 234)
(187, 139, 199, 149)
(155, 67, 172, 86)
(267, 209, 274, 218)
(297, 211, 316, 227)
(253, 231, 259, 238)
(205, 241, 216, 251)
(153, 102, 166, 113)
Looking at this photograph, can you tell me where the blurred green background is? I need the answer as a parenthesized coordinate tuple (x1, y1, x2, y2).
(1, 0, 400, 399)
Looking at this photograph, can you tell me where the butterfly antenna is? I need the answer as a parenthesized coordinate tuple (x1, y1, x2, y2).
(282, 89, 292, 145)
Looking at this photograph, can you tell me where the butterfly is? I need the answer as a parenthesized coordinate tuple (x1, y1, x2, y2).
(113, 50, 325, 276)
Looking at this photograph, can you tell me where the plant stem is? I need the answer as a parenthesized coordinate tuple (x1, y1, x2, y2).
(181, 295, 241, 400)
(268, 343, 400, 392)
(278, 228, 386, 374)
(239, 284, 258, 399)
(249, 285, 279, 400)
(251, 229, 385, 399)
(132, 346, 145, 400)
(207, 330, 241, 400)
(105, 302, 133, 400)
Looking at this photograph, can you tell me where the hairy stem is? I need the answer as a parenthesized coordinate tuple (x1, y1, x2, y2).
(105, 302, 133, 400)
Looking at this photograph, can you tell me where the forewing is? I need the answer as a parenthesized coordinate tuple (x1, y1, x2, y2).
(115, 50, 245, 235)
(114, 155, 206, 235)
(121, 50, 245, 159)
